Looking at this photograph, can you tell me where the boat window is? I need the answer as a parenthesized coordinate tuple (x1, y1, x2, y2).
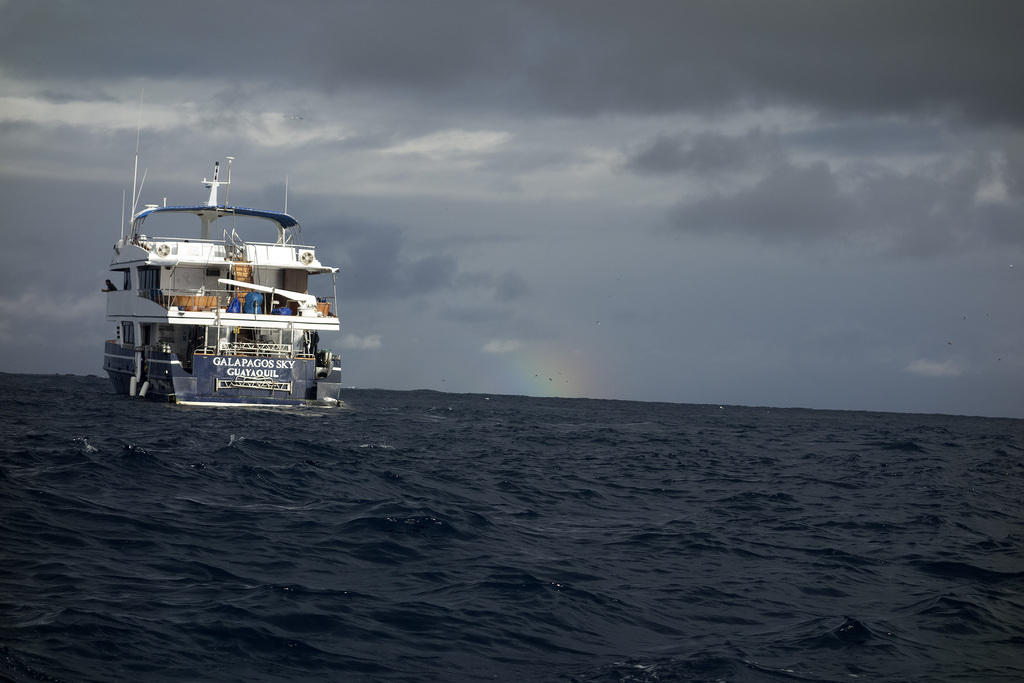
(112, 268, 130, 290)
(121, 322, 135, 346)
(139, 266, 160, 292)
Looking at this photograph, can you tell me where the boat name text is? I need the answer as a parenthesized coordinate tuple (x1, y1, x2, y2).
(212, 357, 296, 378)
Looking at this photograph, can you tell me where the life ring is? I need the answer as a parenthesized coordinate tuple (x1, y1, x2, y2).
(299, 251, 315, 265)
(156, 243, 171, 257)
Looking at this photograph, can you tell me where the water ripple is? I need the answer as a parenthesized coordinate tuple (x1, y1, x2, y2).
(0, 377, 1021, 682)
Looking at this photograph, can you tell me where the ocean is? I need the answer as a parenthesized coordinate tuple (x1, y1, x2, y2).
(1, 373, 1021, 682)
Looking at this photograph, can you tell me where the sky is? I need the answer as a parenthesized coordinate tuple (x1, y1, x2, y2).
(1, 0, 1023, 417)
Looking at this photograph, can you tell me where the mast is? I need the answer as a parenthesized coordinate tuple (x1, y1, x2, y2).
(200, 157, 233, 239)
(202, 157, 233, 206)
(203, 161, 222, 206)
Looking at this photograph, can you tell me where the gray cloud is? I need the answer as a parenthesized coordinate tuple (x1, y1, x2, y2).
(784, 117, 948, 157)
(323, 217, 531, 305)
(494, 271, 530, 301)
(526, 1, 1024, 122)
(4, 1, 1024, 123)
(625, 129, 785, 176)
(0, 174, 120, 293)
(439, 306, 509, 325)
(670, 153, 1024, 252)
(328, 222, 456, 300)
(671, 161, 853, 240)
(1003, 135, 1024, 197)
(0, 1, 527, 103)
(455, 270, 531, 302)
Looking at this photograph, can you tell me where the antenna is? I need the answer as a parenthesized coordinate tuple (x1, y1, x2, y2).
(284, 174, 289, 214)
(120, 189, 126, 242)
(224, 156, 234, 206)
(134, 168, 148, 214)
(129, 89, 144, 231)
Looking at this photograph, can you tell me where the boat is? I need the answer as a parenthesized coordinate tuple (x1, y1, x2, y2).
(103, 158, 342, 406)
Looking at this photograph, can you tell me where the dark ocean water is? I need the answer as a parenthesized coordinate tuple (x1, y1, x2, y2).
(1, 374, 1022, 682)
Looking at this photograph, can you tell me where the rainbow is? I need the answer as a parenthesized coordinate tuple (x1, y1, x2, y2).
(487, 342, 598, 398)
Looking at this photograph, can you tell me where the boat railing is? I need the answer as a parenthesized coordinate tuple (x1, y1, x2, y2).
(140, 287, 232, 311)
(194, 342, 316, 359)
(138, 287, 337, 316)
(218, 340, 293, 357)
(149, 236, 318, 250)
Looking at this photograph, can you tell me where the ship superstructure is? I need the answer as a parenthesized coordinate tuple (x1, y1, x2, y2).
(103, 159, 342, 405)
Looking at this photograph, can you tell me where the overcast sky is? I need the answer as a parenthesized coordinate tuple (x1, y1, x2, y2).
(2, 0, 1023, 417)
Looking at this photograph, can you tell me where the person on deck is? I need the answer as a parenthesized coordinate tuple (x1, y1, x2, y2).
(103, 279, 117, 291)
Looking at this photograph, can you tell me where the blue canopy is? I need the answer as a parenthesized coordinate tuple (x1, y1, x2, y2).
(133, 205, 298, 229)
